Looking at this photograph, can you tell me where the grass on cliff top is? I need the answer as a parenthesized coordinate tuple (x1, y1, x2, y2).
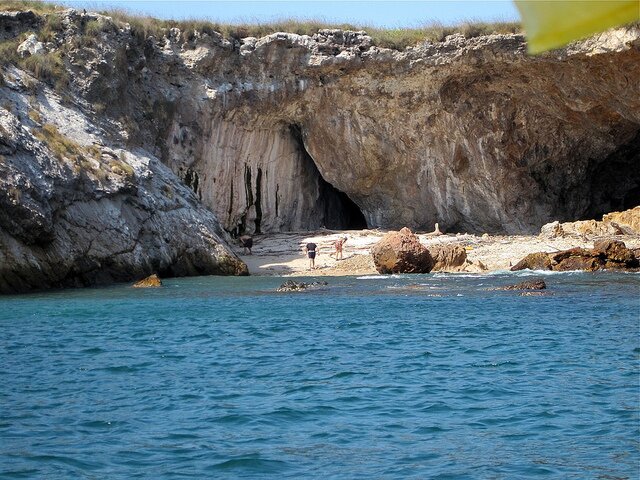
(104, 10, 522, 48)
(0, 0, 60, 13)
(0, 0, 522, 49)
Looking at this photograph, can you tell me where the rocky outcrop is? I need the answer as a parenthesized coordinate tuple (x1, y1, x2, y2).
(511, 239, 639, 272)
(133, 274, 162, 288)
(371, 227, 433, 274)
(0, 67, 247, 294)
(540, 206, 640, 238)
(17, 33, 44, 57)
(603, 206, 640, 233)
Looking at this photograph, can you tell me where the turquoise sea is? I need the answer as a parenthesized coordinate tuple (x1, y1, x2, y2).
(1, 272, 639, 479)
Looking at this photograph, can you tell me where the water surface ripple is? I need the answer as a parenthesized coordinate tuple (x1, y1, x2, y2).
(1, 272, 638, 479)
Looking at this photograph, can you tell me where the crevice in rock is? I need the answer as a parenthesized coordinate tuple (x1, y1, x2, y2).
(255, 167, 262, 234)
(290, 124, 367, 230)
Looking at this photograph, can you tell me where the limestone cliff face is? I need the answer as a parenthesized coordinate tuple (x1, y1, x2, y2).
(0, 64, 247, 293)
(3, 9, 640, 241)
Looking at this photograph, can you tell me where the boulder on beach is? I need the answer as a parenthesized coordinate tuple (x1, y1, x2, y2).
(511, 239, 639, 272)
(371, 227, 434, 274)
(429, 244, 467, 272)
(133, 274, 162, 288)
(510, 252, 553, 271)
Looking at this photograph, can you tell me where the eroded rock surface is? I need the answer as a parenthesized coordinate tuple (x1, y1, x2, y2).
(540, 206, 640, 238)
(1, 9, 636, 236)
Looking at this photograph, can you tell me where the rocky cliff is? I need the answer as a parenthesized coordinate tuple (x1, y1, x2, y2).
(1, 8, 639, 289)
(31, 11, 633, 236)
(0, 23, 248, 292)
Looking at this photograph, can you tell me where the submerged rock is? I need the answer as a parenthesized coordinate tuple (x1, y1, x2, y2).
(371, 228, 433, 274)
(276, 280, 328, 292)
(503, 279, 547, 290)
(133, 274, 162, 288)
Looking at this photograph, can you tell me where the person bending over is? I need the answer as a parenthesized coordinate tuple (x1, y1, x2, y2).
(334, 236, 348, 260)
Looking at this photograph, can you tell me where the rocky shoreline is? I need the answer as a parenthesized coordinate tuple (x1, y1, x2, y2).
(232, 224, 640, 278)
(1, 6, 639, 293)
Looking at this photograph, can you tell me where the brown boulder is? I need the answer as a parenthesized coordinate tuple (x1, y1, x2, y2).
(510, 252, 552, 271)
(554, 255, 602, 271)
(593, 239, 636, 264)
(430, 244, 467, 272)
(371, 227, 434, 274)
(133, 274, 162, 288)
(511, 239, 639, 272)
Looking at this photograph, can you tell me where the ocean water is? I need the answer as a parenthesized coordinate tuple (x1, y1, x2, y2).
(1, 272, 639, 479)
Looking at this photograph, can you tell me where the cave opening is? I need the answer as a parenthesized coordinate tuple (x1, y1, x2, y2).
(585, 131, 640, 219)
(318, 175, 369, 230)
(290, 124, 368, 230)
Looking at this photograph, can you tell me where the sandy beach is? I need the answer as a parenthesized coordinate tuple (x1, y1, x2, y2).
(233, 229, 640, 276)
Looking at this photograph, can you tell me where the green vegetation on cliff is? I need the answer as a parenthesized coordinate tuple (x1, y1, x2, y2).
(0, 0, 521, 50)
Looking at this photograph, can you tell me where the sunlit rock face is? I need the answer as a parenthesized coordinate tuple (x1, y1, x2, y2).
(148, 27, 640, 234)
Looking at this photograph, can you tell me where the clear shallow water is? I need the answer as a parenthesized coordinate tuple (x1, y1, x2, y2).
(1, 272, 639, 479)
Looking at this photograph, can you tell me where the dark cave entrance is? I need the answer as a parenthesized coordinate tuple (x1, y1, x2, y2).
(291, 125, 368, 230)
(318, 175, 369, 230)
(585, 131, 640, 219)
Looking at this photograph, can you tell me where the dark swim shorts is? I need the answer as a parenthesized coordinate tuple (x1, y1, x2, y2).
(308, 251, 316, 259)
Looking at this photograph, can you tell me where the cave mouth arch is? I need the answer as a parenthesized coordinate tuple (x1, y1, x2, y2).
(290, 124, 368, 230)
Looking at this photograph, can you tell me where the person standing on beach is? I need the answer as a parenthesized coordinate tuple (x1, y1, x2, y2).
(304, 242, 318, 270)
(239, 235, 253, 255)
(334, 236, 348, 261)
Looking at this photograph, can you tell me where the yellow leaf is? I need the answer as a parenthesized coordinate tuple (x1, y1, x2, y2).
(515, 0, 640, 54)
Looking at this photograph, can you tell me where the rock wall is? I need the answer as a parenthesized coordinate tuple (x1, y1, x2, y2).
(2, 9, 640, 239)
(152, 27, 640, 234)
(0, 66, 247, 293)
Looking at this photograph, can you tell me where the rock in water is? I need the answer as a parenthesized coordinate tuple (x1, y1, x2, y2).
(503, 279, 547, 290)
(277, 280, 328, 292)
(371, 227, 434, 274)
(133, 274, 162, 288)
(511, 240, 639, 272)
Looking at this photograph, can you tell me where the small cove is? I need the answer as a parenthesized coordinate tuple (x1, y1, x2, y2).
(1, 272, 639, 478)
